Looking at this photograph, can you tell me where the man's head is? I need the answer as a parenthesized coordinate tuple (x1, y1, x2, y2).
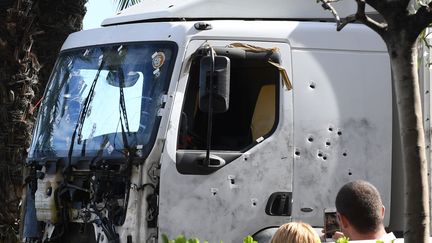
(271, 222, 320, 243)
(335, 180, 385, 237)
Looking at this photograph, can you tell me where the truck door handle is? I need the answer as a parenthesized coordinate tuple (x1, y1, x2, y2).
(197, 154, 226, 168)
(177, 151, 238, 175)
(265, 192, 292, 216)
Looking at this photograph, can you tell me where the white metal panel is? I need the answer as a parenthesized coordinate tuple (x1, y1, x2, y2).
(102, 0, 374, 26)
(62, 21, 385, 53)
(291, 49, 392, 226)
(287, 22, 385, 52)
(60, 22, 189, 51)
(158, 40, 294, 242)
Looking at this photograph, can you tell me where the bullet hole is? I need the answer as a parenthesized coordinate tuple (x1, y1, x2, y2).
(244, 157, 248, 161)
(325, 141, 331, 146)
(211, 188, 218, 196)
(168, 4, 174, 8)
(318, 152, 323, 157)
(295, 150, 300, 156)
(427, 145, 430, 149)
(230, 178, 235, 185)
(168, 35, 171, 38)
(426, 90, 430, 94)
(427, 118, 430, 122)
(328, 127, 333, 132)
(251, 199, 258, 207)
(348, 172, 352, 176)
(323, 156, 327, 160)
(308, 137, 314, 142)
(337, 131, 342, 136)
(309, 83, 316, 89)
(343, 152, 347, 157)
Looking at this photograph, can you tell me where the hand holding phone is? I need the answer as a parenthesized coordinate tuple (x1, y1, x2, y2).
(324, 208, 340, 239)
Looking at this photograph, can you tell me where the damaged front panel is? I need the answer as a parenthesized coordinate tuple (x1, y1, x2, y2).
(23, 42, 177, 243)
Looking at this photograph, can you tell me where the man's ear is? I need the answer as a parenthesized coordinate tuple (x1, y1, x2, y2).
(338, 213, 350, 228)
(381, 205, 385, 218)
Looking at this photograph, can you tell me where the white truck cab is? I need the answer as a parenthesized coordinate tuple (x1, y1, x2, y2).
(22, 0, 430, 242)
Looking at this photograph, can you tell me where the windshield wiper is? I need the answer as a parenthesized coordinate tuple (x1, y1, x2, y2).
(115, 58, 140, 225)
(67, 54, 106, 169)
(118, 67, 131, 136)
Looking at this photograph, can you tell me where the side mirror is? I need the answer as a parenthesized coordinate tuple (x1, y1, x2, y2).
(199, 56, 230, 113)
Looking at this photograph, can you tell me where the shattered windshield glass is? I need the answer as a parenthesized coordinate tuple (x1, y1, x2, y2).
(29, 42, 177, 159)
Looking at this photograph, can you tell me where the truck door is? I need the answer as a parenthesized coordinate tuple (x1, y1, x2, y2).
(158, 40, 293, 242)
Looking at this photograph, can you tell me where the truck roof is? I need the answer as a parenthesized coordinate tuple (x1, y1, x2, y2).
(102, 0, 372, 26)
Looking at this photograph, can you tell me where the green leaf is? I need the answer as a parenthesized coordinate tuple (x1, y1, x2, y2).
(336, 236, 350, 243)
(243, 235, 257, 243)
(160, 233, 223, 243)
(174, 235, 187, 243)
(162, 234, 170, 243)
(188, 238, 199, 243)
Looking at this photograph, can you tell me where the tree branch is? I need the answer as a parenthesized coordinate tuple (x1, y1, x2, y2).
(355, 0, 387, 37)
(317, 0, 386, 36)
(336, 15, 357, 31)
(413, 3, 432, 36)
(364, 0, 382, 13)
(318, 0, 342, 28)
(364, 0, 397, 26)
(399, 0, 413, 10)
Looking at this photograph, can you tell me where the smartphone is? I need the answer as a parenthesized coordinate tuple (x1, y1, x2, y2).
(324, 208, 340, 239)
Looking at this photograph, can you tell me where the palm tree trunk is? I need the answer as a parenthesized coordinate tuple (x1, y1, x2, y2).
(0, 0, 86, 241)
(389, 37, 430, 243)
(0, 1, 35, 241)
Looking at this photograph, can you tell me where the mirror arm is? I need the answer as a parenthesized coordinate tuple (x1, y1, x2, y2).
(205, 47, 215, 166)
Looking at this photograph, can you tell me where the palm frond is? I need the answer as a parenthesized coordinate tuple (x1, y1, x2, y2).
(114, 0, 143, 11)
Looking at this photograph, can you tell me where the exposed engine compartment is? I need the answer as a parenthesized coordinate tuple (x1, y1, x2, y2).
(24, 159, 143, 243)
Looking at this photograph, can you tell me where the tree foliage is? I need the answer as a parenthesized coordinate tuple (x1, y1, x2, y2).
(161, 234, 257, 243)
(114, 0, 143, 11)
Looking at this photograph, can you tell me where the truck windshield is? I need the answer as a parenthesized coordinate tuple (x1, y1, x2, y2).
(29, 42, 176, 159)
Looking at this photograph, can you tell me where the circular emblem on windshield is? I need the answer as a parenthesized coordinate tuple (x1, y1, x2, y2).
(152, 52, 166, 69)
